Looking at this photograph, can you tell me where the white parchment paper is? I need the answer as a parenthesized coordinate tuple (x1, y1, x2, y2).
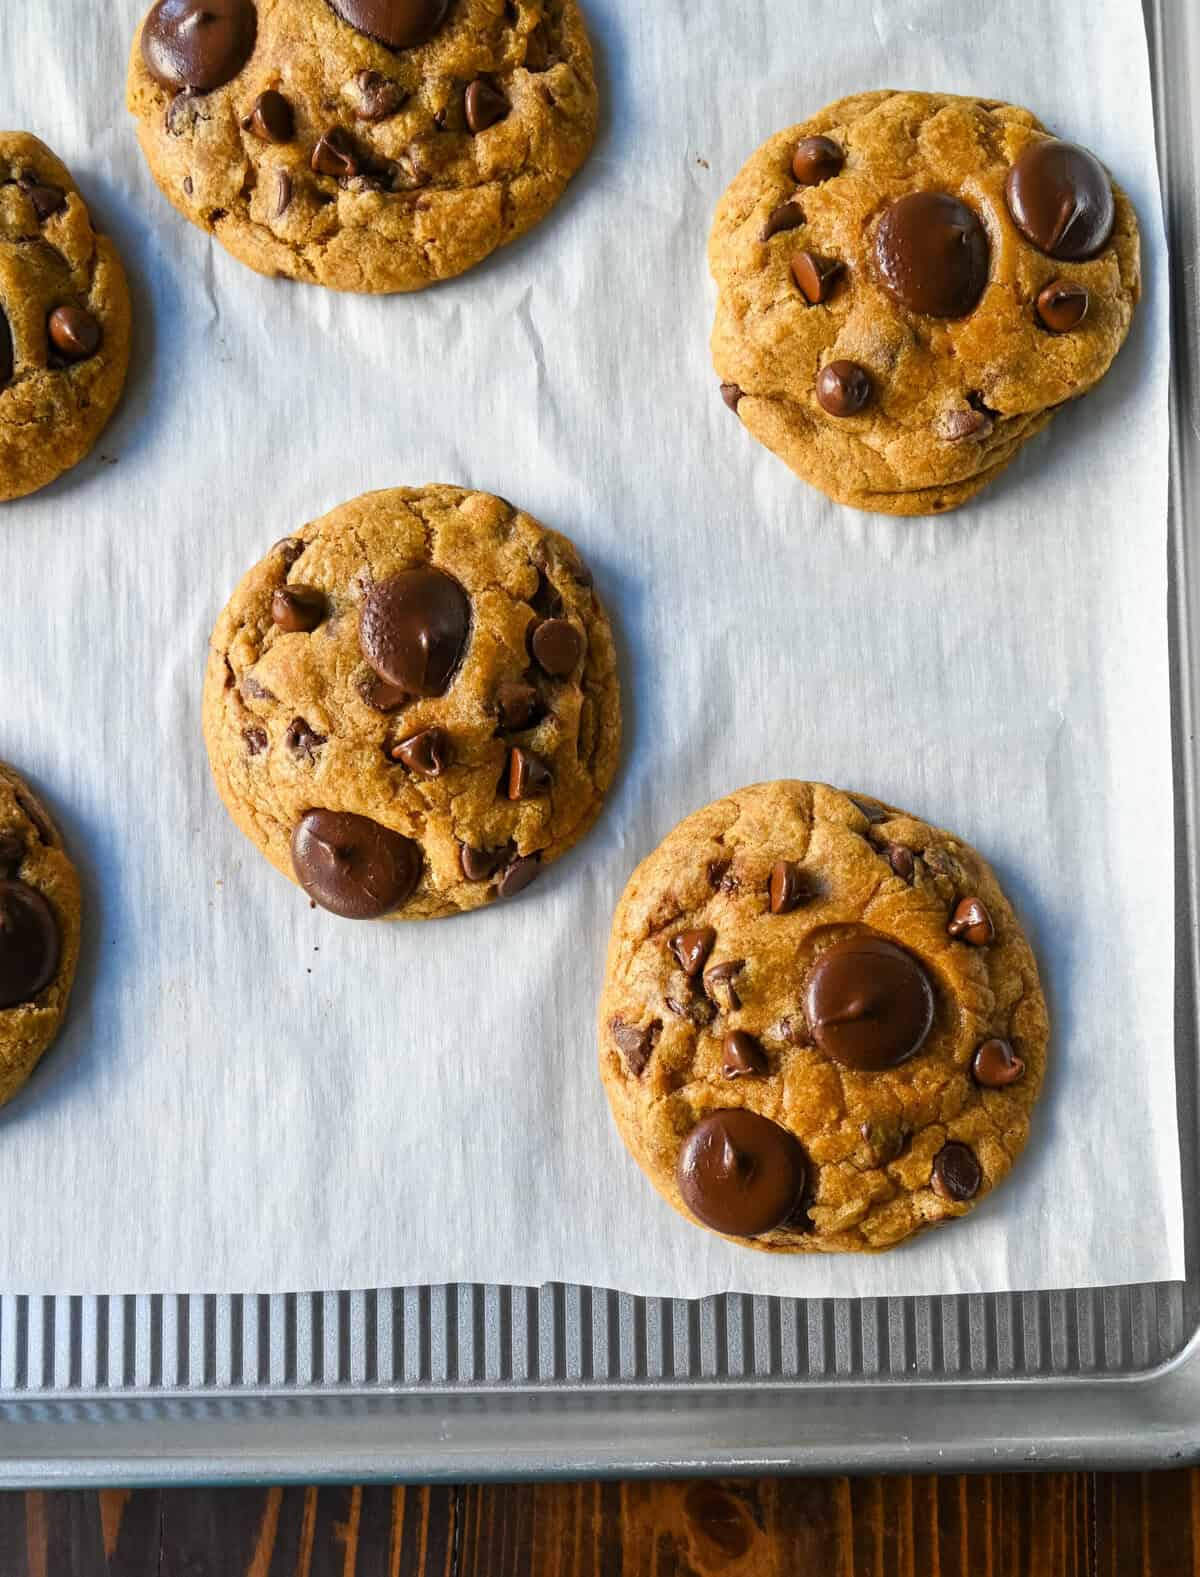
(0, 0, 1179, 1297)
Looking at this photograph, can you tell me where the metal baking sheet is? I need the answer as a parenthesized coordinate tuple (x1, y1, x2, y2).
(0, 0, 1196, 1484)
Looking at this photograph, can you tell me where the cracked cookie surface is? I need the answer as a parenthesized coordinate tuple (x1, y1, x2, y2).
(0, 133, 131, 502)
(127, 0, 598, 293)
(599, 782, 1048, 1254)
(709, 91, 1140, 516)
(203, 484, 621, 918)
(0, 762, 82, 1106)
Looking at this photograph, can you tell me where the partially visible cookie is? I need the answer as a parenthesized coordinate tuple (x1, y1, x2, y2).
(0, 134, 131, 502)
(599, 782, 1048, 1253)
(0, 763, 82, 1105)
(709, 91, 1140, 515)
(203, 484, 621, 919)
(126, 0, 598, 293)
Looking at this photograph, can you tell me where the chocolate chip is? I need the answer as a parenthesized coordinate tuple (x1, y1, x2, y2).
(498, 853, 541, 898)
(791, 250, 842, 304)
(47, 306, 101, 361)
(360, 568, 471, 697)
(720, 383, 743, 412)
(849, 795, 888, 824)
(0, 311, 12, 390)
(858, 1121, 906, 1167)
(356, 671, 409, 713)
(875, 192, 989, 318)
(805, 936, 934, 1070)
(669, 927, 716, 979)
(273, 169, 293, 217)
(495, 681, 540, 732)
(390, 726, 450, 778)
(183, 174, 193, 193)
(531, 618, 583, 677)
(142, 0, 257, 91)
(942, 403, 995, 441)
(971, 1037, 1026, 1088)
(791, 135, 843, 186)
(285, 717, 327, 760)
(240, 673, 276, 702)
(723, 1030, 768, 1078)
(611, 1017, 660, 1077)
(1006, 139, 1115, 260)
(922, 845, 964, 882)
(768, 860, 813, 915)
(272, 584, 326, 633)
(324, 0, 450, 49)
(312, 127, 360, 178)
(465, 79, 508, 133)
(665, 991, 716, 1028)
(272, 536, 305, 566)
(0, 832, 25, 875)
(884, 844, 915, 882)
(1036, 279, 1090, 333)
(0, 878, 60, 1007)
(707, 857, 734, 890)
(703, 958, 745, 1011)
(291, 808, 421, 918)
(351, 69, 406, 121)
(460, 843, 508, 882)
(677, 1110, 807, 1237)
(25, 183, 65, 222)
(773, 1015, 808, 1046)
(931, 1141, 982, 1202)
(816, 361, 871, 417)
(761, 200, 804, 241)
(523, 23, 549, 70)
(242, 89, 294, 142)
(948, 896, 995, 946)
(506, 747, 551, 800)
(243, 725, 268, 755)
(164, 90, 202, 135)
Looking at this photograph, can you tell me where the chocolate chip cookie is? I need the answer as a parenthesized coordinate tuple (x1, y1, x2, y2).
(127, 0, 598, 293)
(0, 763, 82, 1105)
(599, 782, 1048, 1253)
(710, 91, 1140, 516)
(203, 485, 620, 918)
(0, 134, 131, 502)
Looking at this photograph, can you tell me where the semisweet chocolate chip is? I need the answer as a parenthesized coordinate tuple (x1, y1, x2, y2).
(285, 717, 327, 760)
(666, 991, 716, 1028)
(677, 1109, 807, 1237)
(707, 857, 734, 890)
(884, 844, 915, 882)
(356, 671, 410, 713)
(360, 568, 471, 697)
(816, 361, 871, 417)
(141, 0, 258, 92)
(272, 584, 326, 633)
(931, 1140, 982, 1202)
(723, 1030, 768, 1078)
(243, 725, 269, 755)
(324, 0, 451, 50)
(773, 1015, 808, 1046)
(859, 1121, 906, 1167)
(506, 746, 551, 800)
(1006, 139, 1115, 260)
(498, 853, 541, 898)
(465, 78, 509, 133)
(791, 135, 843, 186)
(791, 250, 843, 304)
(24, 183, 65, 222)
(971, 1037, 1026, 1088)
(0, 310, 12, 390)
(942, 403, 995, 441)
(704, 958, 745, 1011)
(1036, 279, 1089, 333)
(351, 68, 406, 121)
(389, 726, 450, 778)
(611, 1016, 660, 1077)
(670, 927, 716, 979)
(164, 90, 203, 136)
(495, 680, 540, 732)
(531, 618, 583, 677)
(875, 192, 989, 319)
(849, 795, 888, 824)
(312, 127, 361, 178)
(242, 89, 294, 142)
(768, 860, 814, 915)
(720, 383, 743, 412)
(273, 168, 293, 217)
(0, 832, 25, 874)
(291, 808, 421, 918)
(948, 896, 995, 946)
(272, 536, 305, 566)
(460, 842, 508, 882)
(47, 306, 101, 361)
(922, 844, 964, 882)
(805, 936, 934, 1070)
(240, 672, 275, 702)
(0, 879, 61, 1009)
(761, 200, 804, 241)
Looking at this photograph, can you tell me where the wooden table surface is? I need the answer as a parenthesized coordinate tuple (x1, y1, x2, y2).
(3, 1471, 1199, 1575)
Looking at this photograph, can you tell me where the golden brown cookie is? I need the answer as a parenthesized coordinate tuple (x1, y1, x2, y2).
(709, 91, 1140, 516)
(203, 484, 621, 918)
(126, 0, 598, 293)
(0, 133, 131, 502)
(0, 763, 82, 1105)
(599, 782, 1048, 1254)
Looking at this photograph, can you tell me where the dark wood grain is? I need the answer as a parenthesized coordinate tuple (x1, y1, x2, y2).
(5, 1471, 1200, 1575)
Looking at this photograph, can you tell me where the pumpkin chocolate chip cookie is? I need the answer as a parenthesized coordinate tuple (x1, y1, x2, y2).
(0, 133, 131, 502)
(203, 485, 620, 918)
(0, 763, 82, 1105)
(126, 0, 598, 292)
(599, 782, 1048, 1253)
(709, 91, 1140, 515)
